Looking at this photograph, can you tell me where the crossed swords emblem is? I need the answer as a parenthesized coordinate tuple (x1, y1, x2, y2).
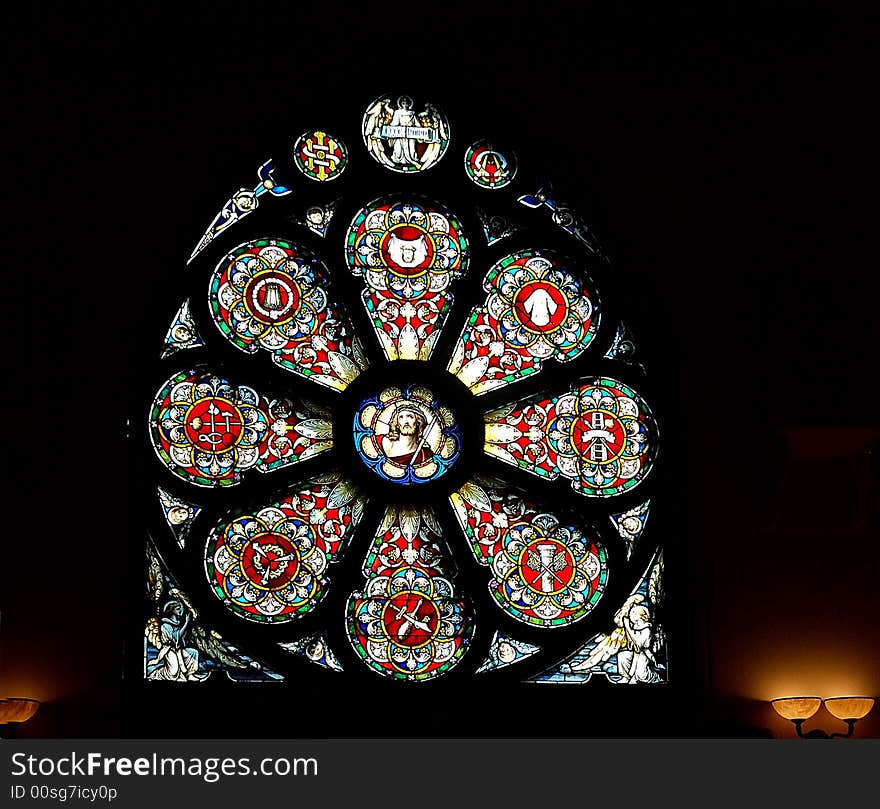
(392, 597, 434, 641)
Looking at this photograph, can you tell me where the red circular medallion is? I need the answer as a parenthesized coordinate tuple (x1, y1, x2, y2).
(519, 537, 576, 595)
(240, 532, 300, 590)
(379, 224, 435, 277)
(242, 270, 300, 324)
(570, 410, 626, 463)
(382, 591, 440, 647)
(512, 281, 569, 334)
(184, 397, 245, 450)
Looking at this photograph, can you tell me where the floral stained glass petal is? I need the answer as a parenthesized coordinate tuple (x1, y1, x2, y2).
(451, 476, 608, 627)
(345, 198, 469, 360)
(448, 250, 600, 395)
(146, 543, 283, 682)
(160, 301, 204, 359)
(205, 474, 366, 624)
(483, 377, 658, 497)
(346, 507, 474, 681)
(530, 548, 666, 684)
(149, 368, 332, 487)
(476, 631, 541, 674)
(209, 239, 367, 391)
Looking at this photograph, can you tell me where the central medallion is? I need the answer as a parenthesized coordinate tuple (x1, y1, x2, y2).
(354, 384, 461, 484)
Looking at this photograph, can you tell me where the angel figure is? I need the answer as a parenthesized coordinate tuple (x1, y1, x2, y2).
(145, 598, 205, 681)
(570, 593, 665, 683)
(363, 97, 393, 165)
(145, 554, 251, 681)
(417, 103, 447, 168)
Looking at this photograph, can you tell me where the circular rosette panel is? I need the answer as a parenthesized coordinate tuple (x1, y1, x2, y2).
(449, 249, 600, 395)
(149, 369, 332, 487)
(484, 378, 658, 497)
(362, 94, 449, 173)
(492, 519, 607, 627)
(209, 239, 366, 390)
(347, 571, 472, 681)
(206, 475, 366, 624)
(354, 384, 461, 485)
(345, 198, 469, 360)
(292, 130, 348, 182)
(464, 139, 517, 189)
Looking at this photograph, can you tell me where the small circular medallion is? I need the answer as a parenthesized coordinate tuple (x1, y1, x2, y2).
(464, 140, 517, 188)
(293, 130, 348, 181)
(354, 384, 462, 485)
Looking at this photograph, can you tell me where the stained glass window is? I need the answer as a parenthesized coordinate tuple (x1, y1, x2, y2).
(134, 93, 668, 693)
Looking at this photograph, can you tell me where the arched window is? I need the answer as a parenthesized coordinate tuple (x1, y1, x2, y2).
(132, 94, 669, 728)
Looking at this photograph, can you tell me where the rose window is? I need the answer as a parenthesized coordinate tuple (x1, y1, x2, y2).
(140, 94, 667, 687)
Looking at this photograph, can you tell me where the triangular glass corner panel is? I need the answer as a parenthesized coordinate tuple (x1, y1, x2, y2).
(529, 547, 667, 684)
(158, 487, 201, 549)
(604, 321, 644, 371)
(448, 249, 600, 395)
(476, 631, 541, 673)
(345, 198, 469, 360)
(610, 500, 651, 560)
(160, 300, 204, 359)
(279, 633, 344, 672)
(476, 207, 522, 246)
(145, 541, 283, 682)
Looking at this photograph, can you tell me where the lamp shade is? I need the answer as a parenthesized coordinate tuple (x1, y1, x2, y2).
(824, 697, 875, 721)
(0, 698, 40, 724)
(771, 697, 822, 720)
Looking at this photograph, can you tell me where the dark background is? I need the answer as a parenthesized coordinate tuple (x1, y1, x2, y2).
(4, 2, 879, 738)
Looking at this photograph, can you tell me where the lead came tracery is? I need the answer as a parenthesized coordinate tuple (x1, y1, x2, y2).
(139, 94, 666, 686)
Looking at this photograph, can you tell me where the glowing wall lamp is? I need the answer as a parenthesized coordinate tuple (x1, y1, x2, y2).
(0, 698, 40, 739)
(771, 696, 875, 738)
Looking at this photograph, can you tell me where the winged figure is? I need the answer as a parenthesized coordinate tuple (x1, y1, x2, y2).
(363, 97, 393, 165)
(145, 580, 248, 681)
(569, 590, 665, 683)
